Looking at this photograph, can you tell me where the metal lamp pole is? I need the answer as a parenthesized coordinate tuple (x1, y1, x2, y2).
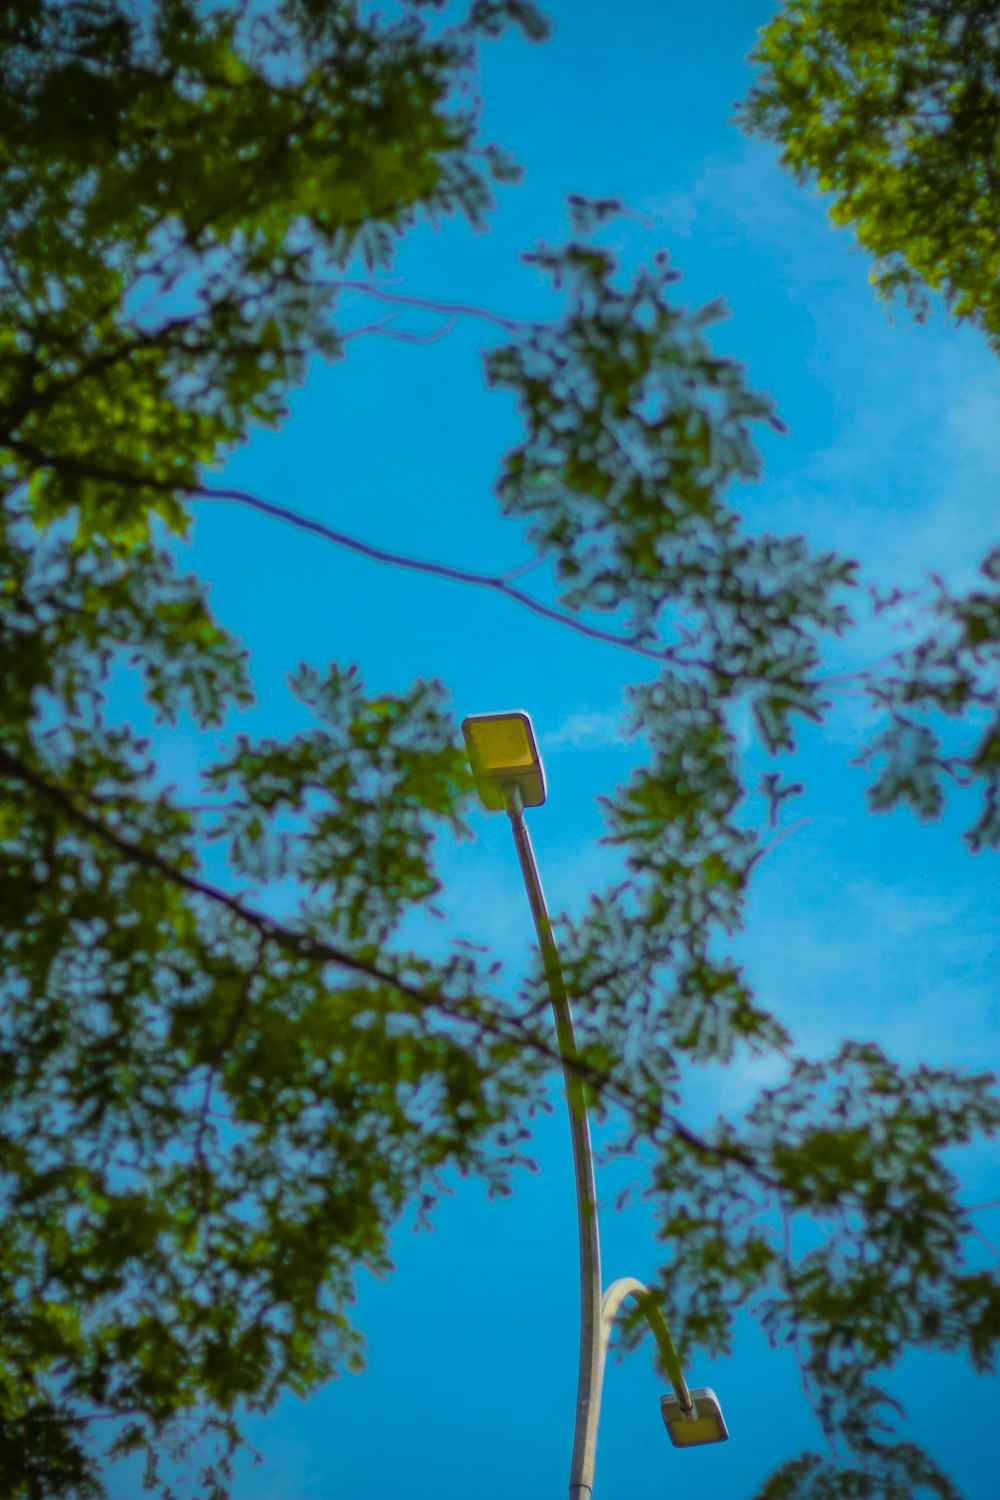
(503, 782, 695, 1500)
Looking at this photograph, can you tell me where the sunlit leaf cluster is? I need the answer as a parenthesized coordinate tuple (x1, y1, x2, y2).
(740, 0, 1000, 350)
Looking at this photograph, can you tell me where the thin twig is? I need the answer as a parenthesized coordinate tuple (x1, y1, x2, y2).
(323, 278, 547, 334)
(747, 815, 815, 870)
(968, 1222, 1000, 1263)
(500, 553, 547, 581)
(340, 312, 459, 345)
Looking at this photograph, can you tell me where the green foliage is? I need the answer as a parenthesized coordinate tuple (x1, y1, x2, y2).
(740, 0, 1000, 857)
(486, 239, 855, 770)
(644, 1044, 1000, 1498)
(753, 1443, 965, 1500)
(0, 2, 996, 1497)
(0, 0, 543, 543)
(853, 549, 1000, 848)
(0, 1, 551, 1492)
(739, 0, 1000, 351)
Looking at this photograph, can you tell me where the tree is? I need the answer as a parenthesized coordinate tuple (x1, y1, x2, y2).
(0, 2, 997, 1497)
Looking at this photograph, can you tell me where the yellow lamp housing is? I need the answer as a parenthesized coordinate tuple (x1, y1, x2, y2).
(660, 1388, 729, 1448)
(462, 711, 546, 812)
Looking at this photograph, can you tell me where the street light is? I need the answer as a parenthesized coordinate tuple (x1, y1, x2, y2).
(463, 710, 546, 811)
(462, 710, 728, 1500)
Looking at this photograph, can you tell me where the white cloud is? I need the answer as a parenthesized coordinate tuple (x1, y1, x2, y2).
(542, 708, 627, 752)
(644, 189, 699, 240)
(782, 355, 999, 597)
(684, 863, 999, 1136)
(740, 869, 999, 1069)
(641, 140, 842, 278)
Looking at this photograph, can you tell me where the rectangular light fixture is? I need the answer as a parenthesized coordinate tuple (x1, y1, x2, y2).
(660, 1388, 729, 1447)
(462, 711, 546, 811)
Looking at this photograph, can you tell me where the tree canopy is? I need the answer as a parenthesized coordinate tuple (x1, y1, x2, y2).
(0, 1, 997, 1497)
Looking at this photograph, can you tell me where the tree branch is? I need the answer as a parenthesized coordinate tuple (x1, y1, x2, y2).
(193, 485, 687, 665)
(0, 741, 445, 1003)
(0, 741, 778, 1188)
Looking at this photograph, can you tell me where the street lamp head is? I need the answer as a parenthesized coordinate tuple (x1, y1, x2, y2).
(660, 1387, 729, 1448)
(462, 711, 546, 812)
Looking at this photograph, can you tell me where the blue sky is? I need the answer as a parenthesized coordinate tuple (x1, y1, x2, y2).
(108, 1, 999, 1495)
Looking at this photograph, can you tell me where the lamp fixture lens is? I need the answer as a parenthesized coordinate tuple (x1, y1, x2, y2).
(462, 711, 546, 811)
(660, 1388, 729, 1448)
(465, 716, 533, 771)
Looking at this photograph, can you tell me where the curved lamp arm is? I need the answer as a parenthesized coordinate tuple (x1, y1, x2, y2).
(599, 1277, 693, 1414)
(566, 1277, 694, 1496)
